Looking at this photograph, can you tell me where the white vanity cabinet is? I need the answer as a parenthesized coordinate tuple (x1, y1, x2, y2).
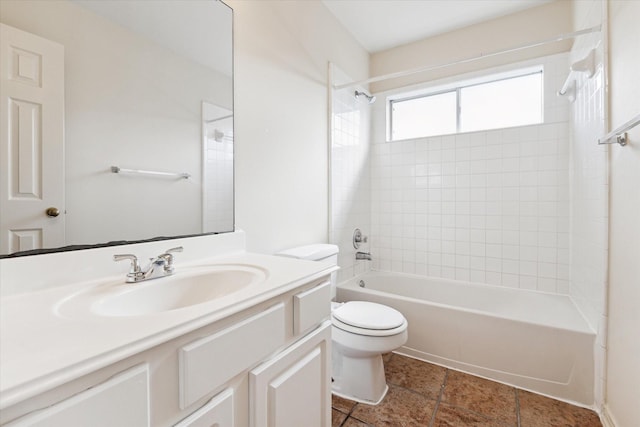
(1, 278, 332, 427)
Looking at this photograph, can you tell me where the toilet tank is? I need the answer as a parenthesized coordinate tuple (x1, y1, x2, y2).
(276, 244, 339, 264)
(276, 244, 339, 298)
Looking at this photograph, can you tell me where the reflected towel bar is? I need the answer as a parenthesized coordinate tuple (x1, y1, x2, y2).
(110, 166, 191, 179)
(598, 113, 640, 146)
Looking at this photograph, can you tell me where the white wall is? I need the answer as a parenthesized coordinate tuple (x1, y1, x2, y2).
(228, 0, 369, 254)
(605, 1, 640, 425)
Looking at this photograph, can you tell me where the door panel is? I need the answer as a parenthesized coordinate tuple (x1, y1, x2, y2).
(0, 23, 65, 253)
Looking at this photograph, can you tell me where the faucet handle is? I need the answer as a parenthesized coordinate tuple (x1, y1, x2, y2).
(114, 254, 142, 279)
(158, 246, 183, 273)
(164, 246, 183, 254)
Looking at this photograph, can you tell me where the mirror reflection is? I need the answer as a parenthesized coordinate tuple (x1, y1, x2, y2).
(0, 0, 234, 257)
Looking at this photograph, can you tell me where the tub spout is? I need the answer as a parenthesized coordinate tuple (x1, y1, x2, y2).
(356, 251, 372, 261)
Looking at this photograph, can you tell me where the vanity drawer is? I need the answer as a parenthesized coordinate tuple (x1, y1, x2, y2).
(174, 388, 233, 427)
(7, 364, 150, 427)
(293, 281, 331, 335)
(179, 303, 285, 409)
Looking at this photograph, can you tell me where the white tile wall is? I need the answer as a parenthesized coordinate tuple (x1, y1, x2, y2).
(204, 133, 234, 232)
(569, 0, 608, 409)
(331, 67, 372, 282)
(368, 54, 573, 294)
(203, 104, 234, 233)
(570, 64, 607, 330)
(369, 122, 571, 293)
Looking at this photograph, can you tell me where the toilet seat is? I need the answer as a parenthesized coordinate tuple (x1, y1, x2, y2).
(332, 301, 407, 337)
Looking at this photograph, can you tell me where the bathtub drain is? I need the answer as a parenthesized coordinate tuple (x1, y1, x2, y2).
(358, 280, 365, 288)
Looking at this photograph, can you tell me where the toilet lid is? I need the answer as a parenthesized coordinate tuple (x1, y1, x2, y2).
(332, 301, 405, 330)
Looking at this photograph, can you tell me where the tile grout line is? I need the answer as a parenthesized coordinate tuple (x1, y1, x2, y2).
(338, 400, 358, 427)
(427, 369, 450, 427)
(338, 387, 364, 427)
(515, 388, 522, 427)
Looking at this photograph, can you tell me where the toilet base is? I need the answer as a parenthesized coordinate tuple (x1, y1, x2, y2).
(331, 349, 389, 405)
(332, 384, 389, 406)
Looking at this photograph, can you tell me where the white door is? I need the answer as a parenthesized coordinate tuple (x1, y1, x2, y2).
(0, 23, 65, 254)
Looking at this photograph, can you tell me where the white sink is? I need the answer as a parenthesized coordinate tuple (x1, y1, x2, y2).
(55, 264, 268, 318)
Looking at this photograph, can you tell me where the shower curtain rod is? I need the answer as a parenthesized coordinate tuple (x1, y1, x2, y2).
(333, 25, 602, 90)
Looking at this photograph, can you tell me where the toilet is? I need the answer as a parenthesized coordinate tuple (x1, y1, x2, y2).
(276, 244, 408, 405)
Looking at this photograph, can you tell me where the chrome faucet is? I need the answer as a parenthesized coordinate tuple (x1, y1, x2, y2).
(356, 251, 372, 261)
(114, 246, 183, 283)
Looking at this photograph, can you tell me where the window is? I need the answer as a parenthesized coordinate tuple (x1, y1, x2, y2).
(389, 70, 543, 141)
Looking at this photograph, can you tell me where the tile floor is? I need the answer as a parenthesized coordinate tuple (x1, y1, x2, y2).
(332, 353, 602, 427)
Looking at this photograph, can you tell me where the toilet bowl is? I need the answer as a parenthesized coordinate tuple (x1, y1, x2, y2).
(276, 244, 409, 405)
(331, 301, 408, 404)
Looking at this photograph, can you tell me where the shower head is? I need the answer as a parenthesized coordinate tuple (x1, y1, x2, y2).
(355, 90, 376, 104)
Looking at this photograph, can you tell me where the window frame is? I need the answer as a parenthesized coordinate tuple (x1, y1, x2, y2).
(388, 67, 543, 141)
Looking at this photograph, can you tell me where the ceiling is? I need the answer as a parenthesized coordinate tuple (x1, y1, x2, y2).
(322, 0, 554, 53)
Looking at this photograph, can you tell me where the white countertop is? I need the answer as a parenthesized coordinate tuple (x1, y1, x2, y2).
(0, 251, 335, 410)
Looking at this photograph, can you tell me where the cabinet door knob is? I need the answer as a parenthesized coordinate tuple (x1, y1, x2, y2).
(45, 207, 60, 217)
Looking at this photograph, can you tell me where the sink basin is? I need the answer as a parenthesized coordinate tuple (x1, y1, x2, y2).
(55, 264, 268, 318)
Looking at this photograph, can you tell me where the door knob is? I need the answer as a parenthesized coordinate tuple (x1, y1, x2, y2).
(45, 207, 60, 217)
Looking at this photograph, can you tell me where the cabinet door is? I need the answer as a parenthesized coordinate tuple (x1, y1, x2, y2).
(6, 365, 149, 427)
(249, 321, 331, 427)
(174, 388, 233, 427)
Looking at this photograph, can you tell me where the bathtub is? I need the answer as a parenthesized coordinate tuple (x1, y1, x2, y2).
(336, 271, 595, 406)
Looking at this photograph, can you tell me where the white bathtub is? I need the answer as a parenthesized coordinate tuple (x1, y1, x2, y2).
(336, 271, 595, 406)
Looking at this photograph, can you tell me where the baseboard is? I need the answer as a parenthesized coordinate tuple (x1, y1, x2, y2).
(601, 404, 617, 427)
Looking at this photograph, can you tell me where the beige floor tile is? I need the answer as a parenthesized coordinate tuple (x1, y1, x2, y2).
(385, 354, 447, 399)
(332, 355, 601, 427)
(518, 389, 601, 427)
(433, 402, 510, 427)
(332, 408, 348, 427)
(350, 384, 437, 426)
(333, 394, 358, 414)
(441, 370, 517, 426)
(342, 417, 373, 427)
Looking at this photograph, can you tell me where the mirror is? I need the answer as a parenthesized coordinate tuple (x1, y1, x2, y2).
(0, 0, 234, 257)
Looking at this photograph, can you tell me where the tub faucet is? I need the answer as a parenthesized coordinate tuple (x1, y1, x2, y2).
(114, 246, 183, 283)
(356, 251, 372, 261)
